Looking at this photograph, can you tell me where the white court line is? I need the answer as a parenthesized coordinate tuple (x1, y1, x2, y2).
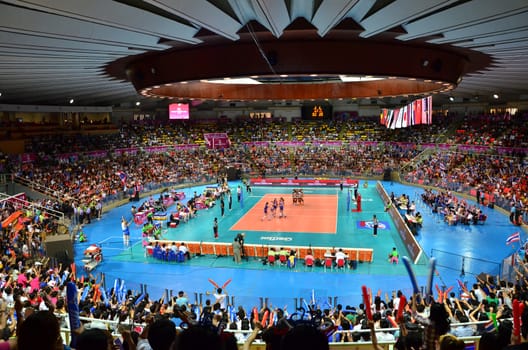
(97, 236, 122, 244)
(96, 236, 141, 252)
(102, 247, 124, 251)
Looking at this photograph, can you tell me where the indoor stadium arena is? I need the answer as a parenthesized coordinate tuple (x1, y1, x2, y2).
(0, 1, 527, 349)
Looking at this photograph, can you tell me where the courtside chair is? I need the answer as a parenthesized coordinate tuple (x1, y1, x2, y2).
(336, 258, 346, 271)
(268, 255, 276, 266)
(304, 257, 314, 271)
(324, 257, 333, 272)
(167, 250, 177, 262)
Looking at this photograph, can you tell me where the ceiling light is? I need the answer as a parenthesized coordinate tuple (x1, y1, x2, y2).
(339, 75, 383, 82)
(493, 93, 499, 99)
(206, 77, 261, 85)
(0, 92, 2, 97)
(69, 99, 74, 104)
(135, 101, 141, 106)
(449, 96, 455, 102)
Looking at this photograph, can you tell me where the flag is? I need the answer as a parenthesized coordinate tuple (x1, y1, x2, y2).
(484, 320, 496, 333)
(380, 111, 386, 126)
(423, 96, 432, 124)
(395, 108, 403, 129)
(402, 106, 408, 128)
(116, 171, 127, 185)
(506, 232, 521, 245)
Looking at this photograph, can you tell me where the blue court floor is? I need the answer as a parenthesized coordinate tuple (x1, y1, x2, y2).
(73, 180, 526, 311)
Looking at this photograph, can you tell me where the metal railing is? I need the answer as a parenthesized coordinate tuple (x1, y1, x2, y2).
(399, 147, 435, 173)
(13, 174, 62, 201)
(57, 312, 492, 347)
(431, 248, 502, 280)
(0, 191, 65, 222)
(0, 173, 8, 185)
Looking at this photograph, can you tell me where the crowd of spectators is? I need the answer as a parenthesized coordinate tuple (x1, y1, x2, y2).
(0, 112, 527, 348)
(0, 252, 528, 349)
(420, 189, 488, 226)
(3, 113, 525, 223)
(447, 113, 528, 149)
(403, 150, 527, 223)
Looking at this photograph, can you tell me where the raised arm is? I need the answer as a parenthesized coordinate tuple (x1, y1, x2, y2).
(243, 321, 263, 350)
(367, 319, 384, 350)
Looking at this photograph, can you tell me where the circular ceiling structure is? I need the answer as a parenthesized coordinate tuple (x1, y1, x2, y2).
(107, 27, 490, 102)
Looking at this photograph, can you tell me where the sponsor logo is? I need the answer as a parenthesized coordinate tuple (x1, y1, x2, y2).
(260, 236, 293, 242)
(357, 221, 390, 230)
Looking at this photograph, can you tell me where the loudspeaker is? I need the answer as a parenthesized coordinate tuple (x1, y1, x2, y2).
(383, 168, 392, 181)
(226, 167, 240, 181)
(44, 234, 74, 265)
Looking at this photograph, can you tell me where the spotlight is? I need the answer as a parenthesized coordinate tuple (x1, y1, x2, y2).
(135, 101, 141, 106)
(449, 96, 455, 102)
(69, 99, 74, 104)
(0, 92, 2, 97)
(493, 93, 499, 99)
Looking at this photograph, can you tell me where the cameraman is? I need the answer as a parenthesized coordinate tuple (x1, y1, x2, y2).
(235, 233, 246, 261)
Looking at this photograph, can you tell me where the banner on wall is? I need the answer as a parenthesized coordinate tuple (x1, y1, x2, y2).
(250, 178, 359, 187)
(204, 133, 231, 149)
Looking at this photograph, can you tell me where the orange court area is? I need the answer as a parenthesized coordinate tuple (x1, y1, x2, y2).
(230, 193, 338, 234)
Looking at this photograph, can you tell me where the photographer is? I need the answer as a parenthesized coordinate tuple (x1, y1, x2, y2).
(235, 233, 246, 261)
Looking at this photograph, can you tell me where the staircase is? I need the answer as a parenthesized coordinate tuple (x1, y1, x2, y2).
(399, 147, 436, 173)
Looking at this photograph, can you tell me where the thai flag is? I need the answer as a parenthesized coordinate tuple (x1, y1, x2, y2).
(506, 232, 521, 245)
(484, 320, 496, 333)
(116, 171, 127, 185)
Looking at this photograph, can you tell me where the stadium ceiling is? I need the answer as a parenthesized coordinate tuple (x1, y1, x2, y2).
(0, 0, 527, 108)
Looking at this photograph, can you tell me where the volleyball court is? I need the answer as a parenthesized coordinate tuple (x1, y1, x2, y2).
(231, 193, 338, 234)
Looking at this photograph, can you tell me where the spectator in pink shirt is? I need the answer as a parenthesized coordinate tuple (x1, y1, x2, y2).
(17, 268, 28, 288)
(29, 272, 40, 293)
